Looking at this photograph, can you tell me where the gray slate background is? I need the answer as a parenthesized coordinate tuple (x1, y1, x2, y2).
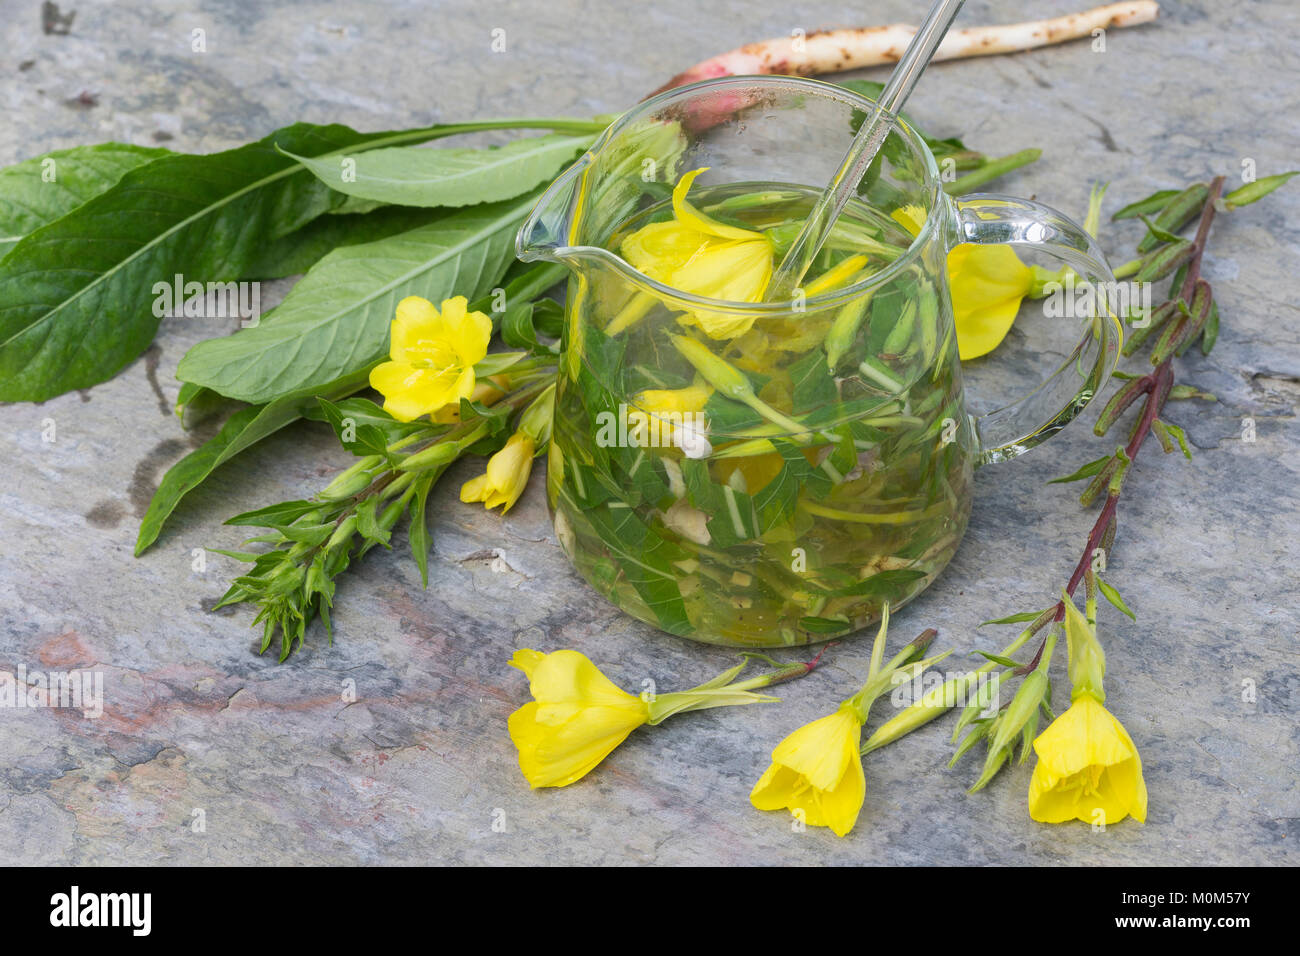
(0, 0, 1296, 865)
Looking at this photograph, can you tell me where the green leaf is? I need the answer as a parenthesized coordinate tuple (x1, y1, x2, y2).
(681, 459, 760, 548)
(1096, 577, 1137, 620)
(1158, 420, 1193, 460)
(225, 499, 323, 527)
(0, 142, 171, 258)
(1200, 299, 1220, 355)
(788, 350, 839, 413)
(581, 499, 691, 635)
(243, 205, 446, 279)
(979, 610, 1050, 626)
(827, 568, 927, 598)
(408, 473, 437, 588)
(799, 616, 852, 635)
(1137, 213, 1183, 245)
(316, 396, 405, 460)
(133, 372, 367, 555)
(284, 132, 593, 208)
(0, 122, 433, 402)
(500, 300, 560, 354)
(304, 396, 432, 444)
(177, 194, 531, 404)
(1111, 188, 1180, 221)
(175, 381, 240, 430)
(974, 650, 1022, 668)
(1223, 171, 1299, 209)
(1048, 455, 1112, 484)
(0, 117, 598, 403)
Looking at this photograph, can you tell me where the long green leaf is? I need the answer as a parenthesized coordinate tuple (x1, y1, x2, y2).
(0, 142, 171, 258)
(0, 117, 602, 402)
(133, 372, 368, 556)
(285, 132, 592, 208)
(243, 204, 447, 279)
(176, 193, 533, 404)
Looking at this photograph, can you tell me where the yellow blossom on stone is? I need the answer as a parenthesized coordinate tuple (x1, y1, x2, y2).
(369, 295, 492, 422)
(750, 703, 866, 837)
(750, 607, 951, 837)
(891, 204, 1035, 361)
(1027, 588, 1148, 825)
(507, 649, 651, 789)
(620, 167, 773, 339)
(460, 431, 535, 513)
(1027, 694, 1148, 825)
(507, 647, 819, 789)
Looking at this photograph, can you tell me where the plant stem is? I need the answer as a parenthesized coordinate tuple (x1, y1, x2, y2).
(1045, 175, 1225, 628)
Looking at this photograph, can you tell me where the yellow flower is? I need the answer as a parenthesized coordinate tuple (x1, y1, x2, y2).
(507, 649, 650, 789)
(750, 607, 951, 838)
(460, 431, 535, 513)
(891, 204, 1034, 361)
(507, 647, 813, 789)
(1027, 586, 1148, 825)
(1028, 695, 1148, 825)
(947, 243, 1035, 360)
(620, 168, 773, 339)
(369, 295, 492, 422)
(633, 383, 711, 416)
(626, 383, 712, 456)
(750, 703, 866, 837)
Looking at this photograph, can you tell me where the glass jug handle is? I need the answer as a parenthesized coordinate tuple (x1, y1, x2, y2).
(955, 195, 1122, 465)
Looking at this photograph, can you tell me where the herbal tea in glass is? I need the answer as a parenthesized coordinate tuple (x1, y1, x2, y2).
(517, 77, 1118, 647)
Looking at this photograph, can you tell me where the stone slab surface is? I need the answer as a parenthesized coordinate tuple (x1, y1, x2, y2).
(0, 0, 1296, 865)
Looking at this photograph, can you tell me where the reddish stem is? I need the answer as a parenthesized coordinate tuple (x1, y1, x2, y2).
(1043, 176, 1225, 627)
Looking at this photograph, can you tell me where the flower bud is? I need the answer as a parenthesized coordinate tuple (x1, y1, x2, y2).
(1134, 239, 1194, 283)
(1136, 183, 1208, 253)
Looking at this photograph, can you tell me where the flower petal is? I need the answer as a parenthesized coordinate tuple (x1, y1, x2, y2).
(508, 701, 644, 788)
(672, 167, 763, 240)
(770, 707, 861, 792)
(622, 221, 711, 284)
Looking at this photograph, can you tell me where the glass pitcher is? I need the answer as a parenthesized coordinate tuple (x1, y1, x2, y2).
(517, 76, 1118, 648)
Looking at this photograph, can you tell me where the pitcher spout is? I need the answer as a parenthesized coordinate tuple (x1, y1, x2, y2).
(516, 154, 592, 263)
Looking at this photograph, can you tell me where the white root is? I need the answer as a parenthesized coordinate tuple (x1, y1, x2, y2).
(654, 2, 1159, 94)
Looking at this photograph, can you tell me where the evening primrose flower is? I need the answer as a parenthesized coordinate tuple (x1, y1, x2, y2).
(1027, 587, 1148, 825)
(751, 607, 950, 837)
(891, 205, 1035, 361)
(946, 243, 1036, 360)
(460, 431, 535, 513)
(508, 648, 651, 788)
(460, 384, 554, 514)
(626, 383, 712, 457)
(369, 295, 492, 422)
(508, 647, 821, 789)
(620, 167, 773, 339)
(751, 703, 866, 836)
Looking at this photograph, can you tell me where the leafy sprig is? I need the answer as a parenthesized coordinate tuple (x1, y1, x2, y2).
(212, 375, 553, 660)
(948, 168, 1295, 787)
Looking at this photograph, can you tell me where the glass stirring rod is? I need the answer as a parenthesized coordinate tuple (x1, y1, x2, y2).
(766, 0, 968, 302)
